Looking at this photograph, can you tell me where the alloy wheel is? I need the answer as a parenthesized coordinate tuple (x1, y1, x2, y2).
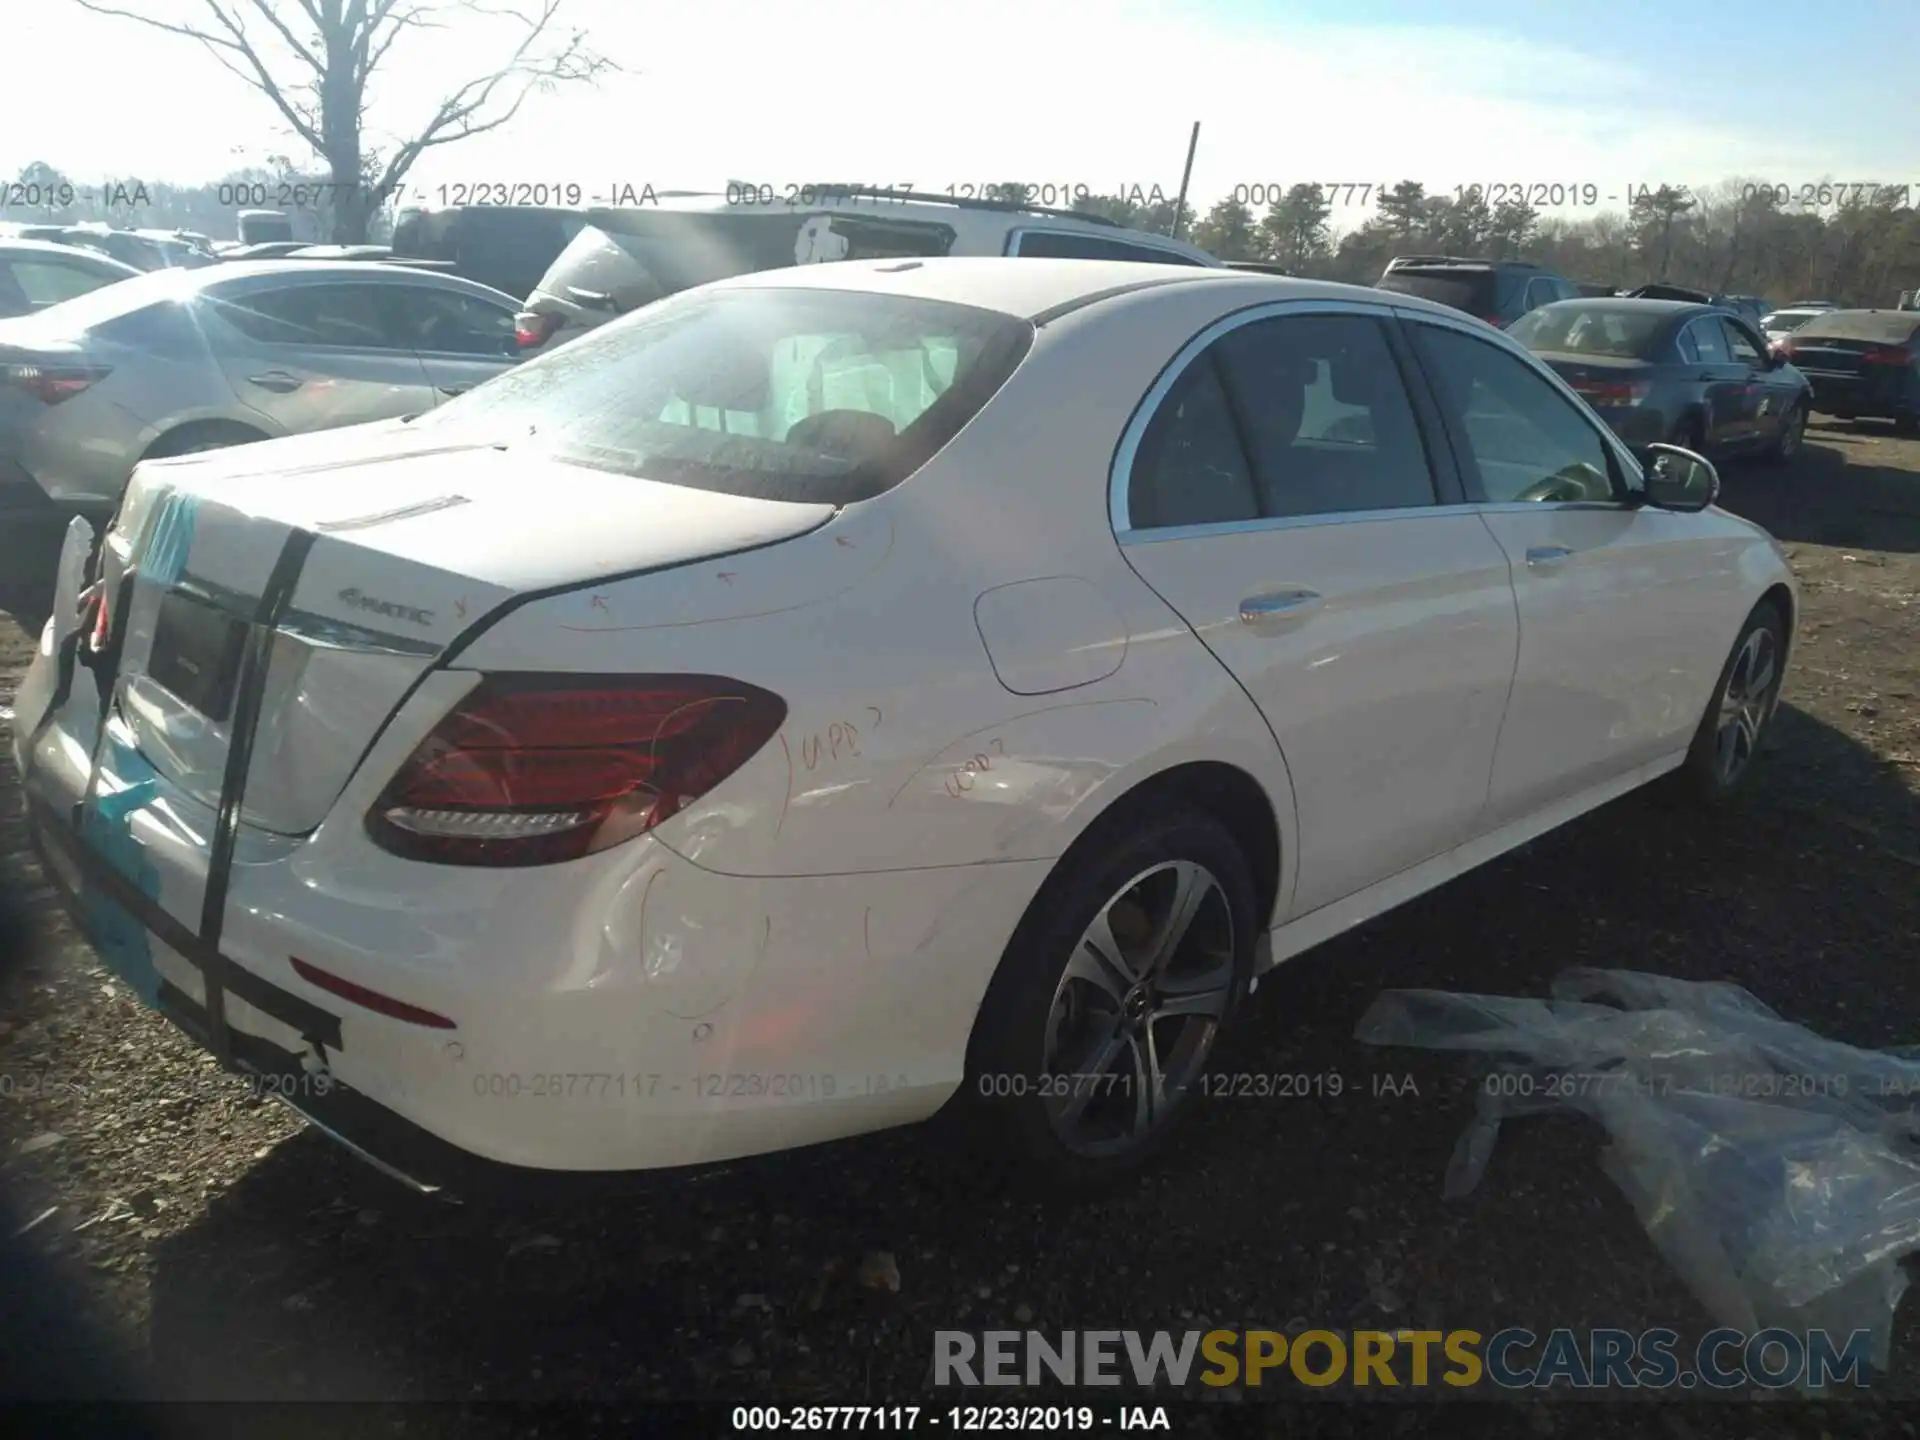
(1040, 859, 1235, 1158)
(1715, 626, 1780, 783)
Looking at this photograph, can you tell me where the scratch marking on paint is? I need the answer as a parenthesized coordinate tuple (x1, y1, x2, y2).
(835, 535, 856, 548)
(635, 867, 665, 971)
(863, 906, 873, 964)
(557, 519, 896, 633)
(590, 594, 610, 613)
(717, 571, 737, 585)
(882, 697, 1160, 809)
(664, 915, 767, 1022)
(454, 596, 468, 621)
(866, 706, 882, 728)
(775, 732, 794, 838)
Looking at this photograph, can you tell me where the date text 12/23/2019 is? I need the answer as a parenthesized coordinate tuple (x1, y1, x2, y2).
(731, 1404, 1171, 1431)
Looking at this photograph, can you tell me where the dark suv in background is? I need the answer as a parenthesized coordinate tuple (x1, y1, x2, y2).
(388, 205, 587, 301)
(1375, 255, 1578, 328)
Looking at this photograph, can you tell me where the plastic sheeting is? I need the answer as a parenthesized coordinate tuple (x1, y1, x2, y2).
(1356, 968, 1920, 1372)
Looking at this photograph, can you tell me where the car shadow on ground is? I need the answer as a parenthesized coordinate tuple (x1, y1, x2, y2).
(1723, 425, 1920, 554)
(0, 514, 64, 638)
(130, 698, 1920, 1403)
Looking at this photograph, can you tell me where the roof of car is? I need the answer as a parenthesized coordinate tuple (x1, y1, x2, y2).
(1385, 255, 1549, 272)
(1536, 297, 1708, 318)
(698, 255, 1461, 324)
(583, 192, 1221, 265)
(0, 238, 141, 271)
(181, 258, 514, 295)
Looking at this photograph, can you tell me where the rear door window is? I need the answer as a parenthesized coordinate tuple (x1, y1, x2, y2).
(1210, 313, 1438, 517)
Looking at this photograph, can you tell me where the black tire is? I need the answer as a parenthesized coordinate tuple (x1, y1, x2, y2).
(1665, 600, 1788, 805)
(959, 807, 1257, 1197)
(1760, 401, 1806, 466)
(1669, 413, 1708, 455)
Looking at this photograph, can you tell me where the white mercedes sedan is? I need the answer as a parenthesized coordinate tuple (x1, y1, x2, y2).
(12, 258, 1796, 1196)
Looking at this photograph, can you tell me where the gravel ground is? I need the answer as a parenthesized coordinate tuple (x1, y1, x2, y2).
(1, 422, 1917, 1432)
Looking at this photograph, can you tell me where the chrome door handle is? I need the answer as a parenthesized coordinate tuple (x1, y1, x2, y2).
(1239, 589, 1321, 625)
(247, 371, 303, 393)
(1526, 545, 1575, 567)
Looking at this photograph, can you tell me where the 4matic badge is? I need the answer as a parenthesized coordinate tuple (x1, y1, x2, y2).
(338, 587, 434, 627)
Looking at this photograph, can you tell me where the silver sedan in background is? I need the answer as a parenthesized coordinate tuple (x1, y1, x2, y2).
(0, 260, 525, 515)
(0, 240, 143, 320)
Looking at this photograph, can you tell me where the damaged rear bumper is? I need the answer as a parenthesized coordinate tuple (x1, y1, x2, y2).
(30, 795, 850, 1201)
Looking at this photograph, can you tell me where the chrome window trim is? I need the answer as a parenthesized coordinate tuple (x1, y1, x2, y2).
(1108, 296, 1406, 538)
(1120, 500, 1634, 547)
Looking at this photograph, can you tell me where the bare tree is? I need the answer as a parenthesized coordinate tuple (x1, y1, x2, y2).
(70, 0, 614, 241)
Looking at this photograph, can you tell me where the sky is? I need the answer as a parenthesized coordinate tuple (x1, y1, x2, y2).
(7, 0, 1919, 227)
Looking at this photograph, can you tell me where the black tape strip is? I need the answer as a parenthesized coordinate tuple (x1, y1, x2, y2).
(19, 501, 341, 1061)
(199, 527, 318, 1063)
(29, 798, 343, 1050)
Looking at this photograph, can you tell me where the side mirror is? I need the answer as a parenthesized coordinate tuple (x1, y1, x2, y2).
(1641, 443, 1719, 512)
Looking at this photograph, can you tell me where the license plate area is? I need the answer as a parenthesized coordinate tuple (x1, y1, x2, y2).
(148, 592, 249, 722)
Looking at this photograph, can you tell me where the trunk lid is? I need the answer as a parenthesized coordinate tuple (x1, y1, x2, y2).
(96, 426, 835, 837)
(1787, 337, 1878, 377)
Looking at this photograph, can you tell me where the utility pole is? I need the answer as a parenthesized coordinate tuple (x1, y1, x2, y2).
(1171, 122, 1200, 239)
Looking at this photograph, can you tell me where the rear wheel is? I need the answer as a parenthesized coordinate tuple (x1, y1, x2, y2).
(1761, 401, 1806, 465)
(1669, 414, 1708, 455)
(961, 809, 1256, 1196)
(1666, 601, 1788, 804)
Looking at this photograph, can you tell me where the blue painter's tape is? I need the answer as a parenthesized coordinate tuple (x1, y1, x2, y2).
(143, 491, 199, 588)
(74, 736, 168, 1007)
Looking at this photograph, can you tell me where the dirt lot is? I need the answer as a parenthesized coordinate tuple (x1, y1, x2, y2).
(2, 423, 1917, 1428)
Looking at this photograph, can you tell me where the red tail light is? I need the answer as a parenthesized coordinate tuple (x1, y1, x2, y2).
(367, 674, 787, 866)
(1860, 347, 1913, 367)
(5, 361, 112, 405)
(514, 311, 560, 349)
(1481, 313, 1506, 328)
(1572, 379, 1652, 408)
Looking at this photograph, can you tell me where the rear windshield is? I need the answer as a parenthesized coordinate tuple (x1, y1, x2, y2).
(409, 286, 1034, 504)
(1376, 269, 1495, 311)
(546, 211, 958, 307)
(1509, 304, 1672, 359)
(1791, 310, 1920, 345)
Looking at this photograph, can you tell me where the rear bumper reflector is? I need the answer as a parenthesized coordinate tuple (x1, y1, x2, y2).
(289, 958, 457, 1029)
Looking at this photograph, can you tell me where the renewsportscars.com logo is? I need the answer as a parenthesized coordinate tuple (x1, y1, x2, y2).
(932, 1328, 1876, 1391)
